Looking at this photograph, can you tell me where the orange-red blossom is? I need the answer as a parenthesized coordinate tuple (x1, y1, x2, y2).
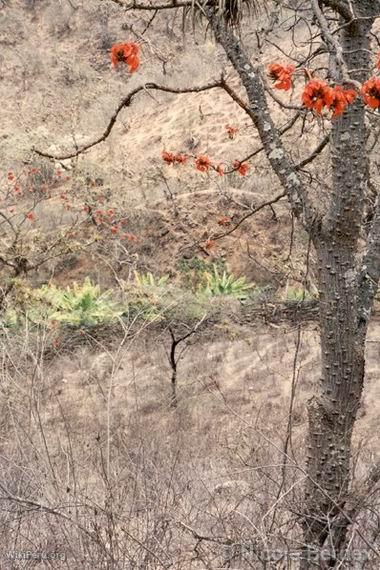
(267, 63, 295, 91)
(233, 160, 249, 176)
(161, 151, 188, 164)
(302, 79, 356, 116)
(162, 151, 249, 176)
(111, 43, 140, 72)
(195, 155, 212, 172)
(225, 125, 239, 139)
(361, 77, 380, 109)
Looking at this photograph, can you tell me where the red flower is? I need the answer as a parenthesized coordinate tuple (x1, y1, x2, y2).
(217, 215, 231, 226)
(162, 150, 175, 164)
(26, 212, 36, 222)
(162, 151, 188, 165)
(7, 171, 14, 181)
(174, 153, 188, 164)
(195, 155, 212, 172)
(233, 160, 249, 176)
(111, 43, 140, 72)
(56, 170, 62, 177)
(267, 63, 295, 91)
(225, 125, 238, 139)
(326, 86, 357, 117)
(205, 238, 216, 250)
(111, 225, 119, 234)
(302, 79, 333, 114)
(361, 77, 380, 109)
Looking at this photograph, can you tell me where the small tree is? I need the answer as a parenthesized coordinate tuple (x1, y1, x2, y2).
(36, 1, 380, 566)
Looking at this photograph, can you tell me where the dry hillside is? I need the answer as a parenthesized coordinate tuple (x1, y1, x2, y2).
(0, 1, 379, 568)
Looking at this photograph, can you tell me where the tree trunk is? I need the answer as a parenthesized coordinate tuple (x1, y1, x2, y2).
(302, 242, 366, 566)
(301, 10, 374, 567)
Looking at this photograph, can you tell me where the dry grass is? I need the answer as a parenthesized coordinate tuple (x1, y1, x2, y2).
(0, 318, 379, 567)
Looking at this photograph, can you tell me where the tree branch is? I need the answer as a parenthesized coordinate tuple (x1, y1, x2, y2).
(34, 79, 224, 160)
(108, 0, 192, 9)
(212, 191, 286, 241)
(295, 135, 330, 171)
(204, 9, 317, 228)
(311, 0, 360, 88)
(357, 195, 380, 328)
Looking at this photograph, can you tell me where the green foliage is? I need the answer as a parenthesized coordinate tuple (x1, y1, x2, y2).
(37, 278, 124, 326)
(198, 265, 255, 301)
(4, 278, 123, 328)
(177, 256, 227, 291)
(133, 271, 169, 288)
(121, 271, 171, 321)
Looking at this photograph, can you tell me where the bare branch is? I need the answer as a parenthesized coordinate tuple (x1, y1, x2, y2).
(34, 79, 224, 160)
(295, 135, 330, 171)
(204, 8, 317, 228)
(311, 0, 360, 88)
(167, 315, 206, 406)
(357, 194, 380, 328)
(212, 191, 286, 241)
(107, 0, 192, 9)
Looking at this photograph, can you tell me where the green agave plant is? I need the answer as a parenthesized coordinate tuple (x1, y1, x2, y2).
(199, 265, 255, 300)
(38, 278, 123, 326)
(134, 271, 169, 288)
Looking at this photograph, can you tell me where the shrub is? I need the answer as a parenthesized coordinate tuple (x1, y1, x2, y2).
(37, 278, 124, 326)
(198, 265, 255, 301)
(133, 271, 169, 288)
(121, 271, 171, 321)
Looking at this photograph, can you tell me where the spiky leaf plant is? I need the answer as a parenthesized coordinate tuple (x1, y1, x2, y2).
(39, 278, 123, 326)
(188, 0, 267, 27)
(198, 264, 255, 300)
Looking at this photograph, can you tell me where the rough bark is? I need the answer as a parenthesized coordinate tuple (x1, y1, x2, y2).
(301, 6, 377, 567)
(205, 2, 379, 566)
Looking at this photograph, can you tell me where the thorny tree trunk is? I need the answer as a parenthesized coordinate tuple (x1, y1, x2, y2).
(302, 13, 374, 566)
(204, 2, 380, 566)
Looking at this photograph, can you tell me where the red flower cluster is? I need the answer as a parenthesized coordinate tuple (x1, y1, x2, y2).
(302, 79, 332, 114)
(161, 149, 248, 176)
(267, 63, 295, 91)
(302, 80, 356, 117)
(111, 43, 140, 72)
(233, 160, 249, 176)
(225, 125, 239, 139)
(161, 151, 188, 164)
(217, 215, 231, 227)
(195, 155, 212, 172)
(205, 238, 216, 250)
(326, 85, 356, 117)
(361, 77, 380, 109)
